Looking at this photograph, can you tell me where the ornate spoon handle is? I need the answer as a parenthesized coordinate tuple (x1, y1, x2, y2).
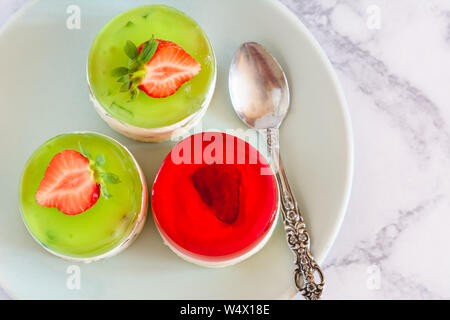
(265, 128, 325, 300)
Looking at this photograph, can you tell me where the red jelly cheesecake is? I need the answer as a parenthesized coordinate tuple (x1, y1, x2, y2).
(151, 132, 279, 267)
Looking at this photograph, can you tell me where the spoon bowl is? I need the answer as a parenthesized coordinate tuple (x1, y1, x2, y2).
(229, 42, 290, 129)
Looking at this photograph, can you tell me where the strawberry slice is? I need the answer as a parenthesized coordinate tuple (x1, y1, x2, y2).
(191, 164, 241, 224)
(137, 39, 201, 98)
(35, 150, 100, 215)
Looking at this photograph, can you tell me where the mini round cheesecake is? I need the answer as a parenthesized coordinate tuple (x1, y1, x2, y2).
(151, 132, 280, 267)
(87, 5, 216, 142)
(19, 132, 148, 262)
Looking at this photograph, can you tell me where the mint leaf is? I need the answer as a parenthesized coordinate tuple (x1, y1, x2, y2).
(131, 77, 140, 87)
(78, 143, 91, 160)
(128, 59, 140, 72)
(119, 81, 131, 92)
(117, 75, 129, 83)
(129, 88, 138, 101)
(139, 38, 158, 64)
(140, 39, 150, 50)
(124, 40, 139, 60)
(138, 41, 151, 60)
(111, 67, 129, 77)
(103, 172, 121, 184)
(101, 184, 112, 199)
(95, 154, 105, 167)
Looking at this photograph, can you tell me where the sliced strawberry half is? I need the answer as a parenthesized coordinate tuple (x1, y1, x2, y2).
(137, 39, 201, 98)
(191, 164, 241, 224)
(35, 150, 100, 215)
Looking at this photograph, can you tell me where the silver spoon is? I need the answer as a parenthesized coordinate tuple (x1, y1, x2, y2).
(229, 42, 324, 300)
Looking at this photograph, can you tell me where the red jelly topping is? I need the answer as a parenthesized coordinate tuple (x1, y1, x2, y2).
(151, 132, 279, 260)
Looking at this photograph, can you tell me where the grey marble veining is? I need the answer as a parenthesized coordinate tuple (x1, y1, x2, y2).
(282, 0, 450, 299)
(282, 0, 450, 161)
(1, 0, 450, 300)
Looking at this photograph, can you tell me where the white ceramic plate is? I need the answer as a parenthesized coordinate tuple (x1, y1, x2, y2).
(0, 0, 353, 299)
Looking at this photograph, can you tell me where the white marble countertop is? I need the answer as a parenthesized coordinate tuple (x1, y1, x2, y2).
(1, 0, 450, 300)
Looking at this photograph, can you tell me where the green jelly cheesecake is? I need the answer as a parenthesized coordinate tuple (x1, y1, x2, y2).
(87, 5, 216, 142)
(19, 132, 148, 261)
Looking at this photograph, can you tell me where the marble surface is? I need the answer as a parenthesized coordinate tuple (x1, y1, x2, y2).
(1, 0, 450, 300)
